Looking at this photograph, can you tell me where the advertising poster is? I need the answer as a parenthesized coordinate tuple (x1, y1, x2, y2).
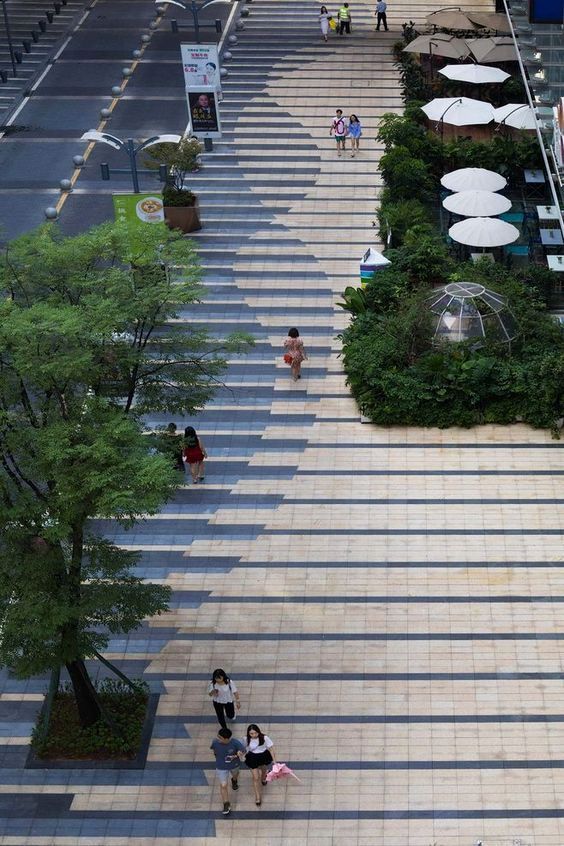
(187, 89, 221, 138)
(113, 193, 165, 227)
(180, 44, 221, 95)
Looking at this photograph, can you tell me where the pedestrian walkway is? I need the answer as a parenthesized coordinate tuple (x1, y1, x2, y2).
(1, 0, 564, 843)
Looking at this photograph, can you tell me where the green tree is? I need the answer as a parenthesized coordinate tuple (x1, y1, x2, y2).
(0, 221, 250, 729)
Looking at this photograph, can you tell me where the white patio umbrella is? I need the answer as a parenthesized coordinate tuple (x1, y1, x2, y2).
(441, 167, 507, 192)
(443, 190, 512, 217)
(467, 37, 518, 64)
(449, 217, 519, 247)
(438, 64, 510, 84)
(403, 34, 470, 59)
(494, 103, 537, 130)
(466, 11, 511, 32)
(421, 96, 494, 126)
(426, 9, 477, 29)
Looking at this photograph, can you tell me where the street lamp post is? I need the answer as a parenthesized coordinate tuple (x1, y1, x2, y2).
(157, 0, 231, 43)
(80, 131, 182, 192)
(1, 0, 17, 76)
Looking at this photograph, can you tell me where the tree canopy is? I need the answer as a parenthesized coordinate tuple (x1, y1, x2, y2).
(0, 221, 250, 728)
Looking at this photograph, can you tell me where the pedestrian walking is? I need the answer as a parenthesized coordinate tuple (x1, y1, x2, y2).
(208, 668, 241, 729)
(337, 2, 351, 34)
(242, 724, 277, 806)
(283, 328, 308, 382)
(319, 5, 330, 41)
(210, 727, 245, 816)
(348, 114, 362, 156)
(183, 425, 207, 484)
(329, 109, 348, 157)
(375, 0, 388, 30)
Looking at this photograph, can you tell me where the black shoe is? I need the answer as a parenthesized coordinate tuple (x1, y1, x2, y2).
(231, 778, 239, 790)
(223, 802, 231, 815)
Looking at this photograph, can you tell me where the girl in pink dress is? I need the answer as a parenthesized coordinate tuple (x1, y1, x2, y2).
(283, 328, 308, 382)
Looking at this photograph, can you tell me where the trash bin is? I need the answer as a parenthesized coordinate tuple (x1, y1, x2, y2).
(359, 247, 391, 286)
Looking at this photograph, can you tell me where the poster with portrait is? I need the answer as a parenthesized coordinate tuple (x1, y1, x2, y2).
(180, 44, 221, 97)
(187, 89, 221, 138)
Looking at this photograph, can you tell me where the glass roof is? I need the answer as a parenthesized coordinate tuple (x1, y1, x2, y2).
(427, 282, 518, 344)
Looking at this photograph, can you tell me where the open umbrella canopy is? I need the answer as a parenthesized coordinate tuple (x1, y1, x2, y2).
(441, 167, 507, 192)
(494, 103, 537, 129)
(443, 190, 512, 217)
(449, 216, 520, 246)
(438, 63, 510, 83)
(426, 8, 477, 29)
(421, 96, 494, 126)
(466, 11, 511, 32)
(403, 34, 470, 59)
(467, 36, 518, 63)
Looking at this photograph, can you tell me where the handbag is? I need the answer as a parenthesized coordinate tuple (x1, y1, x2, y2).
(283, 353, 293, 365)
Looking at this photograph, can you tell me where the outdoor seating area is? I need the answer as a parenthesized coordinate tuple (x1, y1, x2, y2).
(400, 9, 564, 283)
(438, 167, 564, 270)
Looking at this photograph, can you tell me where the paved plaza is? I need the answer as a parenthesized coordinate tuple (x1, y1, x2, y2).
(0, 0, 563, 843)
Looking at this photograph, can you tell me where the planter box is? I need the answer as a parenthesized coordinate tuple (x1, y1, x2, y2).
(164, 199, 202, 233)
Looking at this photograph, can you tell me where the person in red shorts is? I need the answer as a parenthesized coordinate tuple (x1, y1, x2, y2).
(183, 425, 207, 484)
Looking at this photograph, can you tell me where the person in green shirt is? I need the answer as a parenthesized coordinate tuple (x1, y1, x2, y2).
(337, 2, 351, 34)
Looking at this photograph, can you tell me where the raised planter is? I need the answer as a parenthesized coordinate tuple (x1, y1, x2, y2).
(164, 199, 202, 233)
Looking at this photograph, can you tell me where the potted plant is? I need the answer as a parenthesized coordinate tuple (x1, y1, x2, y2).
(144, 136, 202, 233)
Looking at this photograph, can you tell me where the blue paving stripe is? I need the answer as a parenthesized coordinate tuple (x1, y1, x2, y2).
(264, 529, 564, 535)
(173, 713, 564, 724)
(6, 810, 564, 826)
(0, 818, 215, 837)
(298, 469, 564, 476)
(308, 443, 564, 449)
(13, 810, 564, 822)
(138, 557, 563, 570)
(171, 759, 564, 771)
(0, 768, 208, 786)
(178, 593, 564, 604)
(284, 498, 564, 505)
(148, 671, 564, 681)
(179, 632, 564, 641)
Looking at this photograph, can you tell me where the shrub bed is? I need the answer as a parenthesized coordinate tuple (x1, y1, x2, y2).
(341, 259, 564, 431)
(32, 679, 149, 760)
(341, 30, 564, 432)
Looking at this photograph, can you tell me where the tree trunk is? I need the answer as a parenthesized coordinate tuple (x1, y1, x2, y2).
(65, 659, 102, 728)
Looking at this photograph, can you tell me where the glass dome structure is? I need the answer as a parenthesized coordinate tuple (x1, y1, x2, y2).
(427, 282, 518, 345)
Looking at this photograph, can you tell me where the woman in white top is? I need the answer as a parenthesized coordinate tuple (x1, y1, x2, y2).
(238, 723, 277, 806)
(208, 668, 240, 730)
(319, 6, 330, 41)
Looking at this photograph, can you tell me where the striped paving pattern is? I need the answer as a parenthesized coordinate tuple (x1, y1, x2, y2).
(1, 0, 563, 843)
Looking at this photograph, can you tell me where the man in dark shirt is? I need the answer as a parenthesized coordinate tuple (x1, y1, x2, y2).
(210, 727, 245, 815)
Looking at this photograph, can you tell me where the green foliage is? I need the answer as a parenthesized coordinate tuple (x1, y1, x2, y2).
(144, 135, 202, 194)
(336, 286, 369, 315)
(341, 268, 564, 432)
(363, 267, 410, 314)
(379, 145, 434, 200)
(0, 221, 253, 730)
(162, 185, 197, 207)
(377, 196, 430, 245)
(32, 680, 149, 759)
(384, 230, 455, 284)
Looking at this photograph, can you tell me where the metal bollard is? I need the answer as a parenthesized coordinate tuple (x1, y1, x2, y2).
(100, 163, 110, 180)
(215, 18, 222, 33)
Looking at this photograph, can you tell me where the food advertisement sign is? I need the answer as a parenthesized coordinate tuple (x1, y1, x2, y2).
(113, 193, 165, 226)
